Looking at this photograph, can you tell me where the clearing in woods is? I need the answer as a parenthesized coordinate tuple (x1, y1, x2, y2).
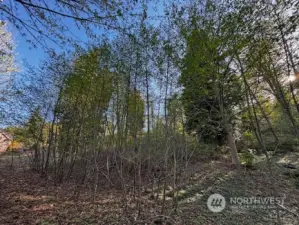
(0, 152, 299, 225)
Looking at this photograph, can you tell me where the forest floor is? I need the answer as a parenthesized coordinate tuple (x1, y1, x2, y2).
(0, 152, 299, 225)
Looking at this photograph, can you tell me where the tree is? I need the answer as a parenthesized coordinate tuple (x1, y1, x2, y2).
(53, 47, 115, 179)
(0, 0, 140, 48)
(0, 22, 17, 84)
(127, 90, 144, 140)
(179, 2, 244, 165)
(26, 108, 43, 139)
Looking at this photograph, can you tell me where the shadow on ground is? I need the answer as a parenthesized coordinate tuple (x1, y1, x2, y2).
(0, 152, 298, 225)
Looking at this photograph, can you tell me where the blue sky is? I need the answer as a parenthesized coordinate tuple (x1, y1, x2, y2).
(11, 17, 88, 70)
(10, 1, 164, 71)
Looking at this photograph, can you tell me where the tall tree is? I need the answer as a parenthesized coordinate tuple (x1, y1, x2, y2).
(179, 1, 244, 165)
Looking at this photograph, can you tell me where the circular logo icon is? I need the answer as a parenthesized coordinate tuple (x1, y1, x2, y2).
(207, 193, 226, 213)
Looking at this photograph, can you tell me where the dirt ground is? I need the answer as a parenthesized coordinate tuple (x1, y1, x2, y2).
(0, 152, 298, 225)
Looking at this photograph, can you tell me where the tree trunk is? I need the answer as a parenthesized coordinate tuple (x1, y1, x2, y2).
(225, 124, 240, 166)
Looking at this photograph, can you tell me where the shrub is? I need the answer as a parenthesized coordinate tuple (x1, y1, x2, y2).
(239, 151, 254, 167)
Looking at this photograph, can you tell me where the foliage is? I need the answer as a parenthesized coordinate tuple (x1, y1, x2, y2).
(0, 22, 17, 75)
(7, 140, 23, 151)
(239, 151, 254, 167)
(167, 94, 184, 134)
(127, 90, 145, 137)
(179, 7, 243, 145)
(25, 107, 43, 144)
(0, 0, 140, 48)
(57, 48, 115, 154)
(4, 126, 27, 143)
